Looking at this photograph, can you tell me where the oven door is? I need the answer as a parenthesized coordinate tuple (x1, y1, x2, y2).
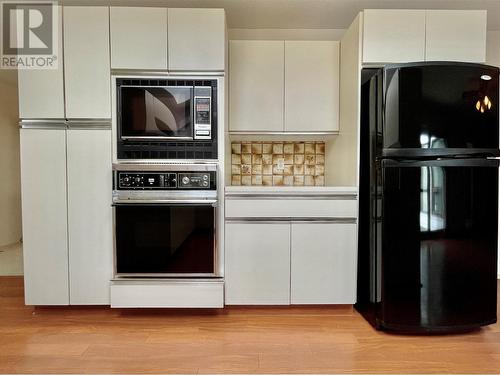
(114, 201, 216, 277)
(119, 86, 194, 141)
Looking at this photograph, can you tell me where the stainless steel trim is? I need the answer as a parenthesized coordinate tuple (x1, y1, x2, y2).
(67, 119, 111, 129)
(111, 70, 224, 77)
(19, 119, 67, 129)
(114, 273, 218, 278)
(113, 190, 217, 201)
(113, 163, 217, 172)
(113, 199, 217, 205)
(121, 136, 194, 141)
(115, 159, 218, 165)
(226, 217, 357, 224)
(120, 85, 195, 89)
(110, 278, 224, 283)
(225, 194, 357, 200)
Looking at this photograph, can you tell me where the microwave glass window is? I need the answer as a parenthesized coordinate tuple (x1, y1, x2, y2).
(121, 87, 193, 138)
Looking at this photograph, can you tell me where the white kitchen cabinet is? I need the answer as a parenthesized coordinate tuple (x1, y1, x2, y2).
(168, 8, 225, 71)
(67, 128, 112, 305)
(425, 10, 487, 63)
(290, 223, 357, 304)
(362, 9, 426, 63)
(110, 7, 168, 70)
(285, 41, 339, 132)
(225, 222, 290, 304)
(63, 6, 111, 119)
(18, 7, 64, 119)
(229, 41, 284, 132)
(20, 128, 69, 305)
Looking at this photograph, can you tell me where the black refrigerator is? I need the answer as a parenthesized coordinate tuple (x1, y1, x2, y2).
(356, 62, 499, 333)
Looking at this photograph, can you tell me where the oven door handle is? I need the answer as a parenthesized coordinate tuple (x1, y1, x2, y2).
(112, 199, 218, 207)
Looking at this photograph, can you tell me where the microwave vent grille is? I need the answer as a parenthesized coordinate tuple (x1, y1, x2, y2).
(118, 140, 217, 160)
(117, 79, 216, 87)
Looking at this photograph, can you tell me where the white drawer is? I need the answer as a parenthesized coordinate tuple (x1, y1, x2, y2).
(110, 280, 224, 308)
(225, 197, 357, 219)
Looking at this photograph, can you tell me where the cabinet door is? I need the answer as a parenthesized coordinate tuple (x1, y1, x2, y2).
(20, 128, 69, 305)
(425, 10, 487, 63)
(285, 41, 339, 132)
(168, 8, 225, 71)
(63, 6, 111, 119)
(110, 7, 168, 69)
(363, 9, 426, 63)
(291, 223, 357, 304)
(229, 41, 284, 132)
(18, 7, 64, 119)
(225, 222, 290, 304)
(67, 128, 112, 305)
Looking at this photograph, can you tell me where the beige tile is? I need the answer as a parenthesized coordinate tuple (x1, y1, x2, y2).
(284, 165, 293, 175)
(251, 143, 262, 154)
(252, 154, 262, 165)
(293, 165, 304, 175)
(305, 142, 315, 155)
(315, 165, 325, 176)
(241, 154, 252, 164)
(305, 165, 315, 176)
(241, 143, 251, 154)
(231, 143, 241, 155)
(283, 176, 293, 186)
(262, 175, 272, 186)
(241, 164, 252, 175)
(272, 143, 283, 154)
(293, 175, 304, 186)
(283, 143, 294, 154)
(294, 143, 304, 154)
(305, 154, 316, 165)
(314, 176, 325, 186)
(272, 154, 284, 164)
(262, 165, 272, 175)
(232, 154, 241, 165)
(315, 143, 325, 155)
(273, 165, 283, 175)
(231, 175, 241, 186)
(252, 164, 262, 175)
(262, 143, 272, 154)
(241, 175, 252, 186)
(316, 154, 325, 165)
(305, 175, 315, 186)
(273, 175, 284, 186)
(231, 164, 241, 175)
(262, 154, 272, 165)
(252, 175, 262, 186)
(284, 154, 293, 165)
(294, 154, 304, 164)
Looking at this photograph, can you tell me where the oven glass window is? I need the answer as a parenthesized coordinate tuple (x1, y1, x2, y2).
(120, 87, 193, 138)
(115, 205, 214, 275)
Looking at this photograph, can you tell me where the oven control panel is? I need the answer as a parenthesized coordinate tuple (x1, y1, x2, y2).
(117, 171, 214, 190)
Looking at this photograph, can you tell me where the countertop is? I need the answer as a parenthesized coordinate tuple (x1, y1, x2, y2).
(225, 186, 358, 197)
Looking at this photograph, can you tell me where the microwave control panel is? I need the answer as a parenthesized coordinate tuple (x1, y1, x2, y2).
(117, 171, 215, 190)
(193, 86, 212, 140)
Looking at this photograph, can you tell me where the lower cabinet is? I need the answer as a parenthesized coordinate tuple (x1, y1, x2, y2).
(225, 220, 357, 305)
(225, 222, 291, 304)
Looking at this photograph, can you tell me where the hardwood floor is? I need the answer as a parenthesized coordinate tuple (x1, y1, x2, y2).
(1, 276, 499, 374)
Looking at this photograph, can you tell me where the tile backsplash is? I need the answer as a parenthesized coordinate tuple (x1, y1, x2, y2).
(231, 141, 325, 186)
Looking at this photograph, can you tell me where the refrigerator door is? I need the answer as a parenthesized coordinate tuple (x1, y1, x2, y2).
(383, 62, 499, 158)
(377, 158, 498, 332)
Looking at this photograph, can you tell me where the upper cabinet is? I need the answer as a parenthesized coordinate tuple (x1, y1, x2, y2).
(362, 9, 487, 64)
(425, 10, 487, 63)
(229, 40, 340, 133)
(110, 7, 168, 70)
(363, 9, 426, 64)
(229, 40, 284, 132)
(18, 6, 65, 119)
(63, 6, 111, 119)
(285, 41, 339, 132)
(168, 8, 226, 71)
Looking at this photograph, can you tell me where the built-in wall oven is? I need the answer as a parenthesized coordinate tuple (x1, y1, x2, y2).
(112, 164, 220, 277)
(115, 78, 218, 161)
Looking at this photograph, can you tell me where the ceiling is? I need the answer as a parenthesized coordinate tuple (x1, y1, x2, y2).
(60, 0, 500, 30)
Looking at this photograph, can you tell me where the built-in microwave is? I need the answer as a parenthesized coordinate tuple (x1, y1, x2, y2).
(116, 78, 218, 160)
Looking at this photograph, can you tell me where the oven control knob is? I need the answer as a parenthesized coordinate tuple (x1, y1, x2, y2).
(202, 181, 209, 187)
(135, 177, 141, 183)
(203, 175, 209, 181)
(182, 176, 190, 185)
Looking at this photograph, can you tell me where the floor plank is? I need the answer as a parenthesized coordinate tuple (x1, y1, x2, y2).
(0, 276, 499, 373)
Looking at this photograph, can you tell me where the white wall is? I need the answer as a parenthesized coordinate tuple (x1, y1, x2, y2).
(0, 70, 21, 247)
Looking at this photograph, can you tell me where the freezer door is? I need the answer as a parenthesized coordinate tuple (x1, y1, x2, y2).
(378, 159, 498, 331)
(383, 63, 499, 157)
